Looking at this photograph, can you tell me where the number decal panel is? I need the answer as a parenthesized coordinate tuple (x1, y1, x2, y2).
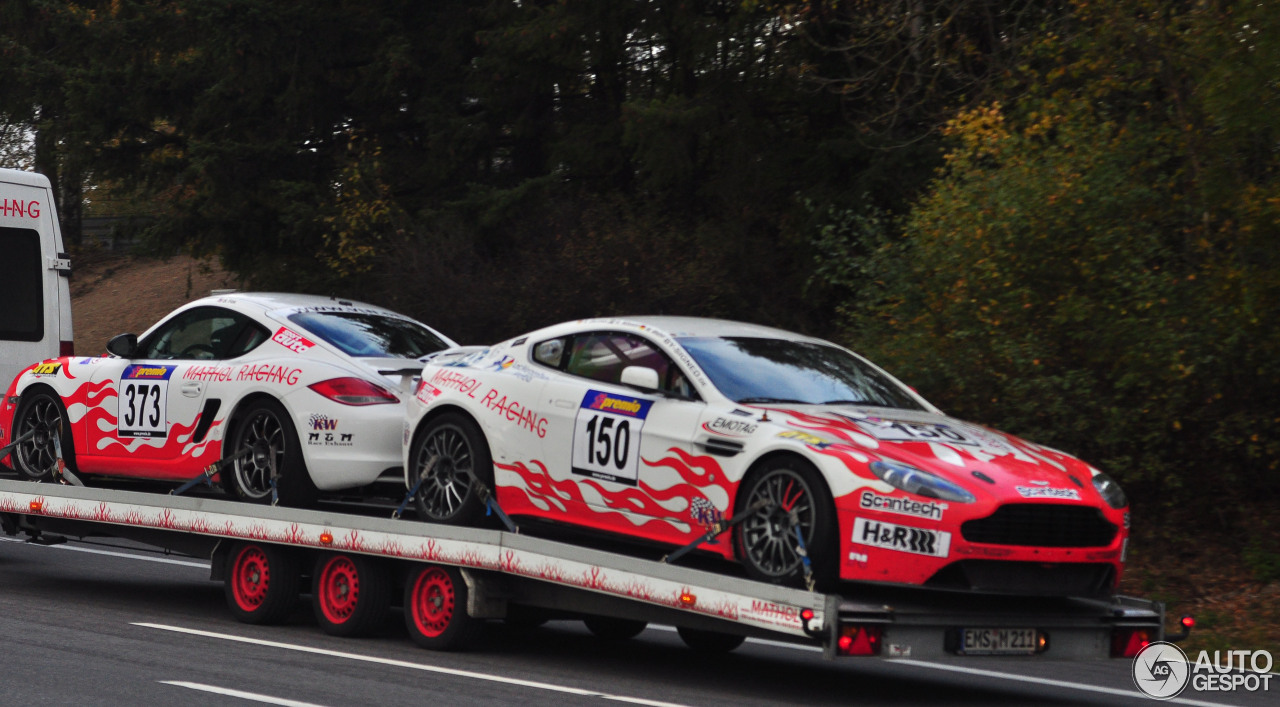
(117, 364, 176, 438)
(571, 390, 653, 486)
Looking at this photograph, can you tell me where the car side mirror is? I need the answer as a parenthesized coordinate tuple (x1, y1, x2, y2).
(620, 365, 660, 391)
(106, 333, 138, 358)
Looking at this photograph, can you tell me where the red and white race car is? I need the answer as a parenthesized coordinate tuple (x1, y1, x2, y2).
(403, 317, 1129, 595)
(2, 293, 456, 504)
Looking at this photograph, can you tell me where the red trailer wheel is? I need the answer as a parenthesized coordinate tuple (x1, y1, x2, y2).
(404, 565, 475, 650)
(224, 542, 299, 624)
(312, 553, 391, 637)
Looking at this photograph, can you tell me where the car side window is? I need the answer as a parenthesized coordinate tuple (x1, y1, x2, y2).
(138, 307, 269, 360)
(547, 331, 699, 400)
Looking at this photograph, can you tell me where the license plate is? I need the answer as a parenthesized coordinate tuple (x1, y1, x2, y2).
(959, 627, 1039, 655)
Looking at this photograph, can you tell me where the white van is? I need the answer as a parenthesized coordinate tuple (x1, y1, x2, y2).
(0, 168, 73, 391)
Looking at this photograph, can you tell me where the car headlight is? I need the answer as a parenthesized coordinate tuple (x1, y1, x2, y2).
(869, 460, 975, 503)
(1092, 471, 1128, 509)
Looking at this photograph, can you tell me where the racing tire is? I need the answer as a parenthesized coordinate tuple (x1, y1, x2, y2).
(11, 389, 77, 483)
(676, 626, 747, 653)
(403, 565, 476, 651)
(734, 456, 837, 590)
(583, 617, 647, 641)
(311, 553, 392, 637)
(224, 398, 318, 507)
(408, 413, 493, 526)
(224, 542, 300, 625)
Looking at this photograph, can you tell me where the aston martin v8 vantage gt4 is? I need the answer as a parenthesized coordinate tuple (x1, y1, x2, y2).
(2, 293, 457, 505)
(403, 317, 1130, 595)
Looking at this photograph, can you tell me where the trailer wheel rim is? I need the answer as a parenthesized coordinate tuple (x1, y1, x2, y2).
(409, 567, 455, 638)
(16, 395, 63, 477)
(317, 556, 360, 624)
(739, 468, 816, 578)
(233, 409, 285, 500)
(416, 425, 474, 520)
(230, 545, 271, 612)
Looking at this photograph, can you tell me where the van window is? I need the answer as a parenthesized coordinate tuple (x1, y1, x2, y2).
(0, 227, 43, 342)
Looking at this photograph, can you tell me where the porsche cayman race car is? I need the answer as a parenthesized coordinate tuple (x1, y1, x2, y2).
(403, 317, 1130, 595)
(1, 293, 456, 505)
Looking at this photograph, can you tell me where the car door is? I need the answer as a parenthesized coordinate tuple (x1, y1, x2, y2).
(88, 306, 268, 477)
(534, 331, 705, 528)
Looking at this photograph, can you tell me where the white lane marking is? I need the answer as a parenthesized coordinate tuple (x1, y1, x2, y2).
(137, 623, 691, 707)
(655, 625, 1249, 705)
(161, 681, 329, 707)
(647, 625, 822, 653)
(0, 537, 209, 568)
(887, 659, 1245, 707)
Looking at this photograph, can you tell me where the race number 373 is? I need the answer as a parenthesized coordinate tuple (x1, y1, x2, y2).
(572, 390, 653, 486)
(118, 364, 176, 438)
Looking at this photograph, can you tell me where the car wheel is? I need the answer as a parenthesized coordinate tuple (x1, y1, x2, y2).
(404, 565, 477, 650)
(12, 390, 76, 482)
(677, 626, 746, 653)
(583, 617, 647, 641)
(224, 399, 317, 507)
(224, 542, 300, 625)
(735, 456, 837, 589)
(312, 553, 392, 637)
(409, 413, 492, 525)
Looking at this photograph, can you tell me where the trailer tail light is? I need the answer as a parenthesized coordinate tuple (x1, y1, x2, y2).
(320, 532, 334, 546)
(837, 625, 883, 656)
(29, 500, 43, 512)
(679, 591, 697, 607)
(308, 378, 399, 406)
(1111, 628, 1151, 657)
(60, 341, 74, 357)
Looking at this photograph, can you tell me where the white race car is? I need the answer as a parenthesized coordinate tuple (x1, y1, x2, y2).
(2, 293, 456, 505)
(403, 317, 1129, 594)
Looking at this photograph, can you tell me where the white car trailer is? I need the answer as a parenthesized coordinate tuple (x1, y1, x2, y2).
(0, 475, 1170, 659)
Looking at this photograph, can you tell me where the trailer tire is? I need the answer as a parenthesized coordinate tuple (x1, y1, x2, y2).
(408, 413, 493, 526)
(225, 542, 300, 625)
(734, 456, 837, 590)
(677, 626, 746, 653)
(312, 553, 391, 637)
(224, 398, 318, 507)
(583, 617, 647, 641)
(404, 565, 476, 651)
(12, 389, 76, 482)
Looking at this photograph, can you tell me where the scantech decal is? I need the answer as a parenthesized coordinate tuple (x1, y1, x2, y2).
(272, 327, 315, 354)
(1016, 486, 1080, 500)
(852, 517, 951, 557)
(859, 489, 946, 521)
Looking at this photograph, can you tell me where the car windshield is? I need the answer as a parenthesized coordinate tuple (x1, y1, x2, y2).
(287, 312, 450, 359)
(678, 336, 925, 410)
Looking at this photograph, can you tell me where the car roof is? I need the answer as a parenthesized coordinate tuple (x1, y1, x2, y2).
(187, 292, 404, 316)
(575, 316, 830, 344)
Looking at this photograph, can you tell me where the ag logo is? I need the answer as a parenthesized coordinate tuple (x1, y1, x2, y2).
(1133, 641, 1190, 699)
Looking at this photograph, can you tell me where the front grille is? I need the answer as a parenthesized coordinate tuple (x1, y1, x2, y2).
(961, 504, 1118, 548)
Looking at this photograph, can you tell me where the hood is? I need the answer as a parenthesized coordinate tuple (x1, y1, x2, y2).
(772, 405, 1106, 506)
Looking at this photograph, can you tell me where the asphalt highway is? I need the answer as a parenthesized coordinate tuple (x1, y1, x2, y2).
(0, 535, 1269, 706)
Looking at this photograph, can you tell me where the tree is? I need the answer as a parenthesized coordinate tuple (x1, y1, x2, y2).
(822, 0, 1280, 501)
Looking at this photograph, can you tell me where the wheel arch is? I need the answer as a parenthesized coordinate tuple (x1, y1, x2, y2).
(729, 449, 838, 568)
(13, 382, 79, 469)
(409, 404, 491, 459)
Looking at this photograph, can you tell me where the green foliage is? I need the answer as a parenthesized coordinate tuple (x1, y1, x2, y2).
(818, 0, 1280, 502)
